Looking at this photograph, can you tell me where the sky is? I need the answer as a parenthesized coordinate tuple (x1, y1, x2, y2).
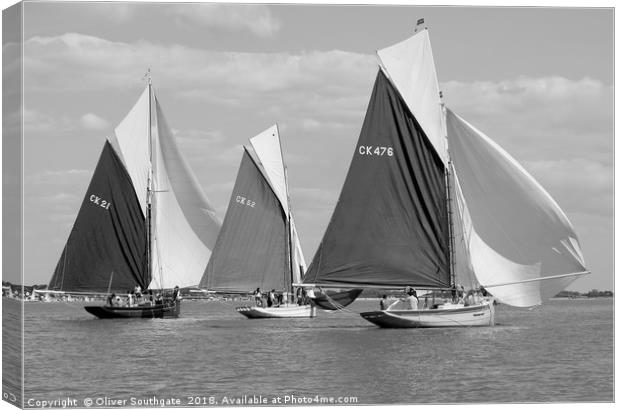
(2, 2, 614, 292)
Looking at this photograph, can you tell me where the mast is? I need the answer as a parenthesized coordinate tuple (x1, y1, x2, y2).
(278, 125, 296, 295)
(145, 68, 153, 285)
(440, 81, 457, 292)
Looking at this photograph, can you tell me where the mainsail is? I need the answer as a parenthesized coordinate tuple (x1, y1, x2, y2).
(200, 125, 304, 293)
(50, 83, 220, 292)
(49, 141, 148, 293)
(302, 69, 451, 288)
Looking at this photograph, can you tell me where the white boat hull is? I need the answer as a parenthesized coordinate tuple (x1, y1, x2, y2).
(236, 305, 317, 319)
(360, 302, 495, 328)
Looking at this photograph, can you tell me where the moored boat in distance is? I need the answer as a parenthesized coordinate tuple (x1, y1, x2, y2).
(199, 125, 314, 318)
(47, 71, 221, 318)
(299, 19, 589, 328)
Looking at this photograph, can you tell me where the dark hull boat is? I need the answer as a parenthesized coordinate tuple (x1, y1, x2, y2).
(84, 301, 181, 319)
(47, 75, 220, 319)
(308, 288, 363, 310)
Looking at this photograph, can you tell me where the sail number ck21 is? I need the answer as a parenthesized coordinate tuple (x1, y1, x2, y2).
(358, 145, 394, 156)
(89, 194, 111, 210)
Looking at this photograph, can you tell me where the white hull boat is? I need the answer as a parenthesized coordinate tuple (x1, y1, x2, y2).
(236, 305, 316, 319)
(298, 20, 588, 327)
(199, 125, 311, 319)
(360, 302, 494, 328)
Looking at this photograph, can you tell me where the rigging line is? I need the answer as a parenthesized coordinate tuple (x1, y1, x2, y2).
(319, 289, 360, 316)
(483, 270, 589, 288)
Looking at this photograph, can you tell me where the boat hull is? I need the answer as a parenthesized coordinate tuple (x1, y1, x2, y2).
(84, 301, 181, 319)
(360, 302, 494, 328)
(236, 305, 316, 319)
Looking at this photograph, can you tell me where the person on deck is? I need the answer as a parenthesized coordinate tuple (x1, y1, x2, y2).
(267, 290, 276, 307)
(296, 287, 302, 305)
(107, 293, 115, 307)
(464, 290, 478, 306)
(254, 288, 263, 307)
(172, 286, 180, 302)
(380, 295, 390, 310)
(404, 288, 419, 310)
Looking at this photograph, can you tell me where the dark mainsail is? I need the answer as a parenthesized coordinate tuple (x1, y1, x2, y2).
(303, 70, 450, 288)
(199, 149, 289, 293)
(49, 141, 148, 293)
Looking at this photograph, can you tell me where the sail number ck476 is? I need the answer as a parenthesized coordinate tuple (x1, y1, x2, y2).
(89, 194, 111, 210)
(358, 145, 394, 157)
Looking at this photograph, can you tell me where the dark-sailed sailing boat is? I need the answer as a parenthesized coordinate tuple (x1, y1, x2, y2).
(48, 75, 221, 318)
(299, 21, 589, 328)
(199, 125, 315, 318)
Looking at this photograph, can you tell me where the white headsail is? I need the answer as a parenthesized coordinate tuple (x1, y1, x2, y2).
(446, 109, 587, 307)
(110, 85, 221, 289)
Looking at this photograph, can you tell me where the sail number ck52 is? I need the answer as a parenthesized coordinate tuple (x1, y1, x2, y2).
(89, 194, 111, 210)
(236, 195, 256, 208)
(358, 145, 394, 157)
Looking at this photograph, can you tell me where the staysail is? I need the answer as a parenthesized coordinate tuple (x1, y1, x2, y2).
(50, 83, 220, 292)
(303, 69, 450, 288)
(200, 147, 289, 292)
(49, 141, 148, 293)
(446, 109, 587, 306)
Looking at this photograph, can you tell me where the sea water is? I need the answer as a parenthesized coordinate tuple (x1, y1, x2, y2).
(2, 297, 613, 406)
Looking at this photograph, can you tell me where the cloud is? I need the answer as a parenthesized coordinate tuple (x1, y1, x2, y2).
(442, 76, 613, 164)
(23, 108, 108, 135)
(80, 113, 109, 131)
(523, 158, 612, 217)
(42, 192, 81, 203)
(26, 169, 90, 185)
(87, 3, 135, 23)
(23, 109, 63, 133)
(442, 76, 612, 221)
(169, 4, 280, 37)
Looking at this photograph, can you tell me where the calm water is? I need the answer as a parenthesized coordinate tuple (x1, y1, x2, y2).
(2, 297, 614, 406)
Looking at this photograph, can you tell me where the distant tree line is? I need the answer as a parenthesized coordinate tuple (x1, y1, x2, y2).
(555, 289, 613, 298)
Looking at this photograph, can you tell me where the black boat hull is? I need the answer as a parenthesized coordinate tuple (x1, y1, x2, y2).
(84, 301, 181, 319)
(309, 288, 363, 310)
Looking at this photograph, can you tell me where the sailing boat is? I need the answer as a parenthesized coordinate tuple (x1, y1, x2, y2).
(299, 20, 588, 328)
(199, 125, 316, 318)
(48, 74, 221, 318)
